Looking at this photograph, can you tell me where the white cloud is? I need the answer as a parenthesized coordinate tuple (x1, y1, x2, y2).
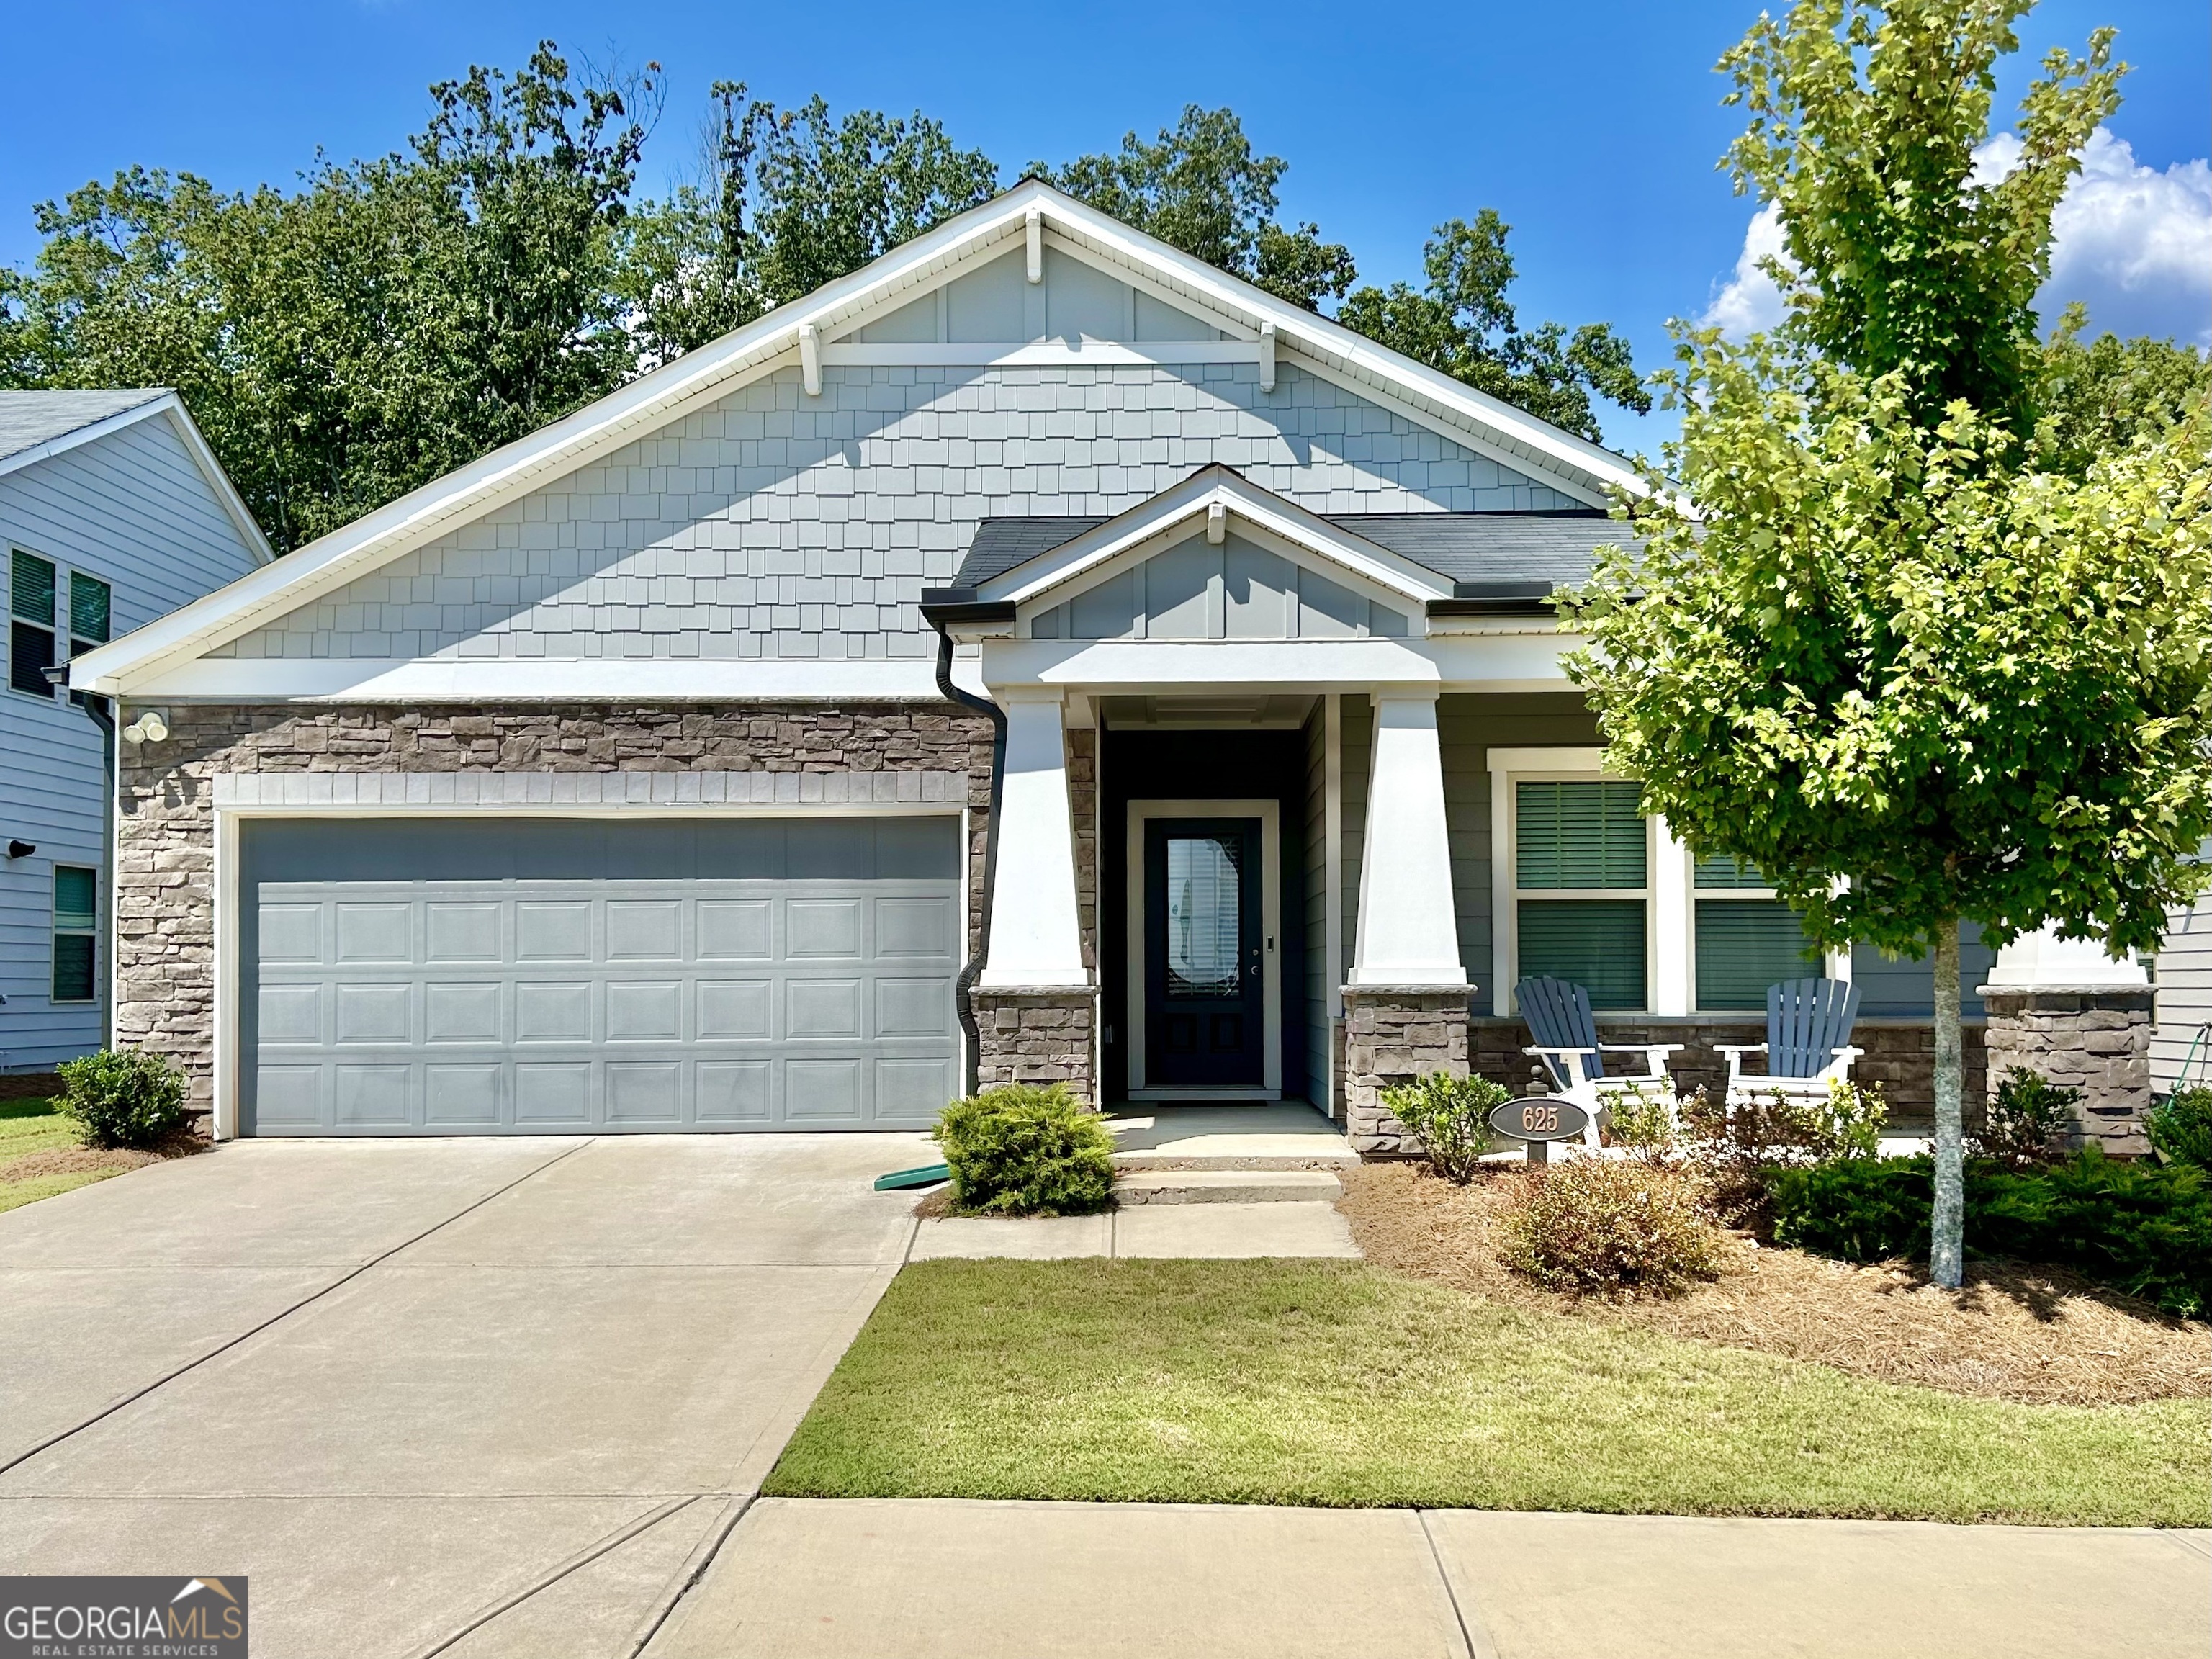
(1701, 127, 2212, 347)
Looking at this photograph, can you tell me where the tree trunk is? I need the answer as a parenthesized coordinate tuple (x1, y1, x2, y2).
(1929, 922, 1965, 1289)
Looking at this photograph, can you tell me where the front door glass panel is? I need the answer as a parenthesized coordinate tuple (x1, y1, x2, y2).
(1145, 818, 1264, 1088)
(1166, 835, 1243, 999)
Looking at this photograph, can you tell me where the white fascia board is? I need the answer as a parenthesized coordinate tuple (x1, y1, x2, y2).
(121, 655, 985, 703)
(979, 470, 1452, 610)
(981, 632, 1577, 694)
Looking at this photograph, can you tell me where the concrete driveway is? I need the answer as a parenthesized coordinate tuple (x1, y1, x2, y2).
(0, 1133, 932, 1659)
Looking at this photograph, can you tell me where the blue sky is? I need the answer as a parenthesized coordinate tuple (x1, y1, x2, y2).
(6, 1, 2206, 454)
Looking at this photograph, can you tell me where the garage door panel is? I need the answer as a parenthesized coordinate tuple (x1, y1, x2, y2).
(243, 819, 963, 1135)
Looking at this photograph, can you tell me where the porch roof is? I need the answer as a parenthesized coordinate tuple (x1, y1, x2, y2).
(948, 506, 1641, 596)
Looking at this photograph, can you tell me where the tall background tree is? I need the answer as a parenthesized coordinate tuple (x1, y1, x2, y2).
(1563, 0, 2212, 1287)
(2, 65, 1650, 549)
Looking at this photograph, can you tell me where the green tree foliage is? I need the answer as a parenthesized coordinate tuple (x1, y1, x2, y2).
(1038, 105, 1357, 311)
(621, 84, 1001, 364)
(2035, 304, 2212, 477)
(1335, 212, 1651, 442)
(1721, 0, 2122, 436)
(0, 43, 652, 551)
(1563, 0, 2212, 1289)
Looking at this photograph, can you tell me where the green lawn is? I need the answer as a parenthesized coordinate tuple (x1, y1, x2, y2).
(0, 1097, 119, 1213)
(765, 1259, 2209, 1527)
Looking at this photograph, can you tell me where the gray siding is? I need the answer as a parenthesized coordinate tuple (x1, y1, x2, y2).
(217, 362, 1575, 666)
(1339, 696, 1371, 984)
(1, 415, 261, 1069)
(1031, 529, 1412, 642)
(1302, 699, 1330, 1115)
(2154, 897, 2212, 1092)
(1851, 930, 1995, 1019)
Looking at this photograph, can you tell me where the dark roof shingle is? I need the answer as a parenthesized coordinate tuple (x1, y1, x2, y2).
(0, 390, 169, 467)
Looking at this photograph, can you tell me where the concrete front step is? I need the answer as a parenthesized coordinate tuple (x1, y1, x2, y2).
(1111, 1151, 1360, 1173)
(1113, 1168, 1344, 1205)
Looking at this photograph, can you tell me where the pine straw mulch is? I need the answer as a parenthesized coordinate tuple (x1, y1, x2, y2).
(0, 1130, 206, 1185)
(1339, 1159, 2211, 1406)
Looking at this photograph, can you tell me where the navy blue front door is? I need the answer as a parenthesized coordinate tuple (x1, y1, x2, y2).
(1144, 819, 1264, 1087)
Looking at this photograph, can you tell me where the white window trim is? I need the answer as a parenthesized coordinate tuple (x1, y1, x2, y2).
(1124, 797, 1282, 1100)
(9, 546, 111, 703)
(1486, 748, 1691, 1017)
(51, 863, 99, 1004)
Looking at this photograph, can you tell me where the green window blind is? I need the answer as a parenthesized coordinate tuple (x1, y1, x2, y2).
(1694, 852, 1768, 889)
(1695, 899, 1819, 1010)
(53, 866, 96, 1003)
(11, 549, 54, 623)
(1519, 899, 1646, 1010)
(69, 572, 110, 644)
(1516, 781, 1645, 889)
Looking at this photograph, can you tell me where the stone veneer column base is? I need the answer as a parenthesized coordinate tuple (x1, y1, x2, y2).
(1979, 985, 2154, 1154)
(971, 987, 1097, 1107)
(1341, 987, 1470, 1156)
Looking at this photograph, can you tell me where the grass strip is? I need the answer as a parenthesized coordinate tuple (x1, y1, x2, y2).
(766, 1259, 2208, 1527)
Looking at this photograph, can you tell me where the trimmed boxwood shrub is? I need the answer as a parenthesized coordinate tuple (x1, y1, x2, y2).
(1380, 1071, 1508, 1182)
(933, 1084, 1116, 1216)
(1767, 1151, 2212, 1318)
(56, 1047, 187, 1150)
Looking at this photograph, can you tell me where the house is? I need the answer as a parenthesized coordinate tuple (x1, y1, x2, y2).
(2, 391, 270, 1074)
(71, 182, 2121, 1145)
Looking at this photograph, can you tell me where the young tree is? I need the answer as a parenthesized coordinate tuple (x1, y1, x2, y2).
(1336, 212, 1651, 443)
(1562, 0, 2212, 1287)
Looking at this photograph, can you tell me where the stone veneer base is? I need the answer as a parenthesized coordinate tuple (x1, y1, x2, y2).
(971, 987, 1097, 1107)
(1342, 986, 1471, 1157)
(1979, 986, 2154, 1154)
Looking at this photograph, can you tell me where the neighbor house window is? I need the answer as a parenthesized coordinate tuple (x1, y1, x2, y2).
(68, 571, 110, 706)
(1693, 853, 1820, 1010)
(53, 866, 97, 1003)
(10, 549, 57, 698)
(1511, 778, 1649, 1010)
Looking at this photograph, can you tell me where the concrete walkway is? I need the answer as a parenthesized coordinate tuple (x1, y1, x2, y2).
(647, 1498, 2212, 1659)
(0, 1133, 933, 1659)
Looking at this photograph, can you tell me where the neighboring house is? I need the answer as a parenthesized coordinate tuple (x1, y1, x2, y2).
(2152, 857, 2212, 1094)
(63, 183, 2101, 1144)
(2, 390, 271, 1073)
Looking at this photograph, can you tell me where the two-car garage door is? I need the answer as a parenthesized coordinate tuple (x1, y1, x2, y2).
(241, 817, 963, 1136)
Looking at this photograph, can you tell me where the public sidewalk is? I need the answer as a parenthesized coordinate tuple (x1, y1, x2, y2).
(644, 1497, 2212, 1659)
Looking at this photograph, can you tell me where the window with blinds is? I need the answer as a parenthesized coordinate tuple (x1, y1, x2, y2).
(11, 549, 56, 698)
(1693, 851, 1818, 1008)
(53, 866, 96, 1003)
(1513, 779, 1649, 1009)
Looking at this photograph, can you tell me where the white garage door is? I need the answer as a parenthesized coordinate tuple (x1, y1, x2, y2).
(240, 817, 963, 1135)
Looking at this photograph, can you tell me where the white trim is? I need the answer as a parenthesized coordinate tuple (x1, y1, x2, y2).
(978, 633, 1578, 697)
(121, 656, 985, 703)
(1348, 691, 1467, 987)
(71, 179, 1641, 696)
(1653, 817, 1691, 1015)
(1125, 798, 1283, 1098)
(0, 394, 272, 567)
(981, 469, 1452, 611)
(206, 791, 966, 1139)
(210, 768, 969, 810)
(979, 690, 1088, 988)
(821, 341, 1262, 367)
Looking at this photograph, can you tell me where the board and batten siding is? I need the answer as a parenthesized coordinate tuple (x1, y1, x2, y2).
(2154, 896, 2212, 1092)
(1302, 698, 1330, 1116)
(0, 414, 262, 1070)
(212, 361, 1571, 669)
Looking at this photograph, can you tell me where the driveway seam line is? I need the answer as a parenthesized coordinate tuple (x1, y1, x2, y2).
(0, 1138, 595, 1479)
(623, 1492, 754, 1657)
(403, 1491, 702, 1659)
(1417, 1509, 1497, 1659)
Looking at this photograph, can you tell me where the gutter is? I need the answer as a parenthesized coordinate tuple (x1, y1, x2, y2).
(1425, 579, 1560, 620)
(930, 626, 1007, 1096)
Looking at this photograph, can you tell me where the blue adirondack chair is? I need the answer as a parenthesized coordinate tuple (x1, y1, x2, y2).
(1514, 976, 1682, 1148)
(1715, 977, 1863, 1109)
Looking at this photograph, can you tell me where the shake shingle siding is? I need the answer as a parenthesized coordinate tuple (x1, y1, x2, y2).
(215, 362, 1570, 664)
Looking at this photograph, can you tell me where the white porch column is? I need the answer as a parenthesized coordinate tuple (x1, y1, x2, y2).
(1350, 690, 1468, 987)
(1984, 924, 2149, 989)
(980, 689, 1089, 988)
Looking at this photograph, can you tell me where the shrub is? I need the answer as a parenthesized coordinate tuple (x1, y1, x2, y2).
(2144, 1086, 2212, 1172)
(1380, 1071, 1507, 1182)
(1766, 1151, 2212, 1318)
(1681, 1079, 1888, 1223)
(932, 1084, 1115, 1216)
(1498, 1155, 1729, 1299)
(1970, 1067, 2079, 1168)
(55, 1047, 187, 1150)
(1602, 1084, 1679, 1151)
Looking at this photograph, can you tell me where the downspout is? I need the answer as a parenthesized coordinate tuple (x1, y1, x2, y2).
(54, 681, 119, 1051)
(932, 624, 1006, 1095)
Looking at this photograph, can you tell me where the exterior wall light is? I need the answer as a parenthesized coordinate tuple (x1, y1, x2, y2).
(122, 710, 170, 745)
